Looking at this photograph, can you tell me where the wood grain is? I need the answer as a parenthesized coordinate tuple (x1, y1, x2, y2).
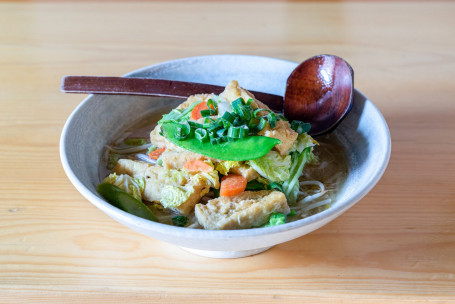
(0, 1, 454, 303)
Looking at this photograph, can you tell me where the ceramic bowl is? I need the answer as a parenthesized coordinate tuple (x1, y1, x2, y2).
(60, 55, 391, 258)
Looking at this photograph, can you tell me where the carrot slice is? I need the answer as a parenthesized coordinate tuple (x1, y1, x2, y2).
(190, 102, 209, 120)
(148, 147, 166, 160)
(183, 160, 213, 172)
(220, 174, 247, 197)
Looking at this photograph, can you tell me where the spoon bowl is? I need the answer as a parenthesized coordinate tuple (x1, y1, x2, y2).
(284, 55, 354, 136)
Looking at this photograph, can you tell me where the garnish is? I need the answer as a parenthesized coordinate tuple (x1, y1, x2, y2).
(161, 121, 280, 161)
(159, 97, 286, 160)
(291, 120, 311, 134)
(172, 216, 189, 227)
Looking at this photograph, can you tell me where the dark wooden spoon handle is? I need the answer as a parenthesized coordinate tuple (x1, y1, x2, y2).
(61, 76, 284, 112)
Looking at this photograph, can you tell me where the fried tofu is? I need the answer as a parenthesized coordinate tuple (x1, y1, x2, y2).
(230, 165, 259, 182)
(257, 120, 298, 156)
(159, 149, 206, 170)
(195, 190, 290, 230)
(112, 159, 217, 215)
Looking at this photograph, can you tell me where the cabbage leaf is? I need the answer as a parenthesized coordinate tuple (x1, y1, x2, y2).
(215, 160, 241, 175)
(190, 170, 220, 189)
(160, 169, 220, 208)
(288, 133, 318, 154)
(247, 151, 291, 182)
(161, 185, 194, 208)
(282, 147, 312, 204)
(102, 173, 145, 201)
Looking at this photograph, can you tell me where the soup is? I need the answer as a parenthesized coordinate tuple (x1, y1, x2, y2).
(98, 81, 347, 229)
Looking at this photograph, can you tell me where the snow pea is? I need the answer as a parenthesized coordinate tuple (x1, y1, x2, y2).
(161, 122, 281, 161)
(97, 183, 158, 222)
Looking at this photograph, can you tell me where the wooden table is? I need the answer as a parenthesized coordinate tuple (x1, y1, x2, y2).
(1, 1, 454, 303)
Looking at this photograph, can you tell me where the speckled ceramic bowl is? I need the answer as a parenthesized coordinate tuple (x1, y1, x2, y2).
(60, 55, 391, 258)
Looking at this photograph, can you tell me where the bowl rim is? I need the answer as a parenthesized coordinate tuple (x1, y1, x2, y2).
(60, 54, 391, 240)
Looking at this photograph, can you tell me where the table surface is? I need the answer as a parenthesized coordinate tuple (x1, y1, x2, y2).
(1, 1, 454, 303)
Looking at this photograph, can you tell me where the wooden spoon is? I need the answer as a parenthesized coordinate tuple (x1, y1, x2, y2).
(284, 54, 354, 135)
(61, 55, 354, 136)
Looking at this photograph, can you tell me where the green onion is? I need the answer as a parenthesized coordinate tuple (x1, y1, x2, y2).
(210, 137, 223, 145)
(231, 98, 252, 121)
(227, 126, 239, 138)
(227, 125, 248, 138)
(158, 101, 200, 124)
(268, 112, 277, 129)
(216, 128, 227, 138)
(232, 97, 244, 108)
(232, 116, 243, 126)
(172, 216, 188, 227)
(253, 108, 271, 118)
(222, 111, 235, 123)
(291, 120, 311, 134)
(175, 123, 191, 140)
(195, 128, 208, 142)
(220, 119, 231, 129)
(207, 99, 218, 115)
(278, 114, 288, 121)
(207, 122, 221, 132)
(238, 125, 249, 138)
(256, 117, 267, 131)
(188, 121, 203, 128)
(200, 109, 211, 117)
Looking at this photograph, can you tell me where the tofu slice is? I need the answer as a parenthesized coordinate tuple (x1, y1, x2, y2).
(220, 80, 298, 155)
(112, 159, 216, 215)
(195, 190, 290, 230)
(230, 165, 259, 182)
(160, 149, 206, 170)
(257, 120, 298, 156)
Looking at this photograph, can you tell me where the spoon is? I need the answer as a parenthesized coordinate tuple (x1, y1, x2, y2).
(284, 54, 354, 135)
(61, 54, 354, 136)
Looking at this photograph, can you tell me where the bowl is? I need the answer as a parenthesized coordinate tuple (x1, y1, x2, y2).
(60, 55, 391, 258)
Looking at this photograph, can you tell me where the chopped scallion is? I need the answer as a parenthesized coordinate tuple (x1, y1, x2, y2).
(200, 109, 212, 117)
(195, 128, 208, 142)
(291, 120, 311, 134)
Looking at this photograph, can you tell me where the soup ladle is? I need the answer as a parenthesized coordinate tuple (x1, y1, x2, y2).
(61, 54, 354, 136)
